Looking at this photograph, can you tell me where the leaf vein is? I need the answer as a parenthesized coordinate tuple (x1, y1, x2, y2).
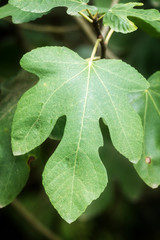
(22, 66, 88, 148)
(92, 65, 135, 159)
(69, 64, 90, 214)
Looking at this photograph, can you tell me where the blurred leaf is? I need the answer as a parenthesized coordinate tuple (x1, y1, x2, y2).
(100, 120, 145, 202)
(0, 4, 48, 23)
(0, 38, 24, 78)
(150, 0, 160, 7)
(130, 18, 160, 38)
(94, 0, 111, 8)
(80, 184, 112, 221)
(103, 2, 160, 33)
(9, 0, 96, 15)
(126, 35, 160, 78)
(92, 0, 110, 14)
(0, 71, 38, 207)
(130, 71, 160, 188)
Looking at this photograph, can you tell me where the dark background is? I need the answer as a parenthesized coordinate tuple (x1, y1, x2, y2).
(1, 0, 160, 239)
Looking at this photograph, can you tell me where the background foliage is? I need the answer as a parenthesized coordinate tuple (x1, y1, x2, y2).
(1, 0, 160, 239)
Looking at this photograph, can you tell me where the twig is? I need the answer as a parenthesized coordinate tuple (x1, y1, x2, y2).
(106, 49, 119, 59)
(73, 16, 119, 59)
(11, 199, 61, 240)
(18, 23, 79, 34)
(73, 16, 96, 43)
(92, 18, 106, 58)
(111, 0, 120, 7)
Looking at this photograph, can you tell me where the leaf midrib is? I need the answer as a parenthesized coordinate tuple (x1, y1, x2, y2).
(69, 63, 91, 215)
(148, 90, 160, 116)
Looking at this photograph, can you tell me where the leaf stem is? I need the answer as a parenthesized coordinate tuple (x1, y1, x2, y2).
(90, 38, 102, 62)
(97, 14, 105, 22)
(104, 28, 114, 45)
(78, 9, 106, 58)
(86, 9, 94, 19)
(78, 11, 93, 23)
(11, 199, 61, 240)
(73, 16, 119, 59)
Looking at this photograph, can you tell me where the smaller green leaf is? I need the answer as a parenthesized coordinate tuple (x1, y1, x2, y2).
(0, 4, 47, 24)
(9, 0, 96, 16)
(130, 71, 160, 188)
(99, 120, 145, 201)
(103, 2, 160, 33)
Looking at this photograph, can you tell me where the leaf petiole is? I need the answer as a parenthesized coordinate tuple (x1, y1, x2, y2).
(78, 11, 93, 23)
(89, 38, 102, 64)
(104, 28, 114, 45)
(97, 14, 105, 22)
(86, 9, 94, 19)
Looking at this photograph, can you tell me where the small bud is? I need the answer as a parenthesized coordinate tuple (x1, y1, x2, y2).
(27, 156, 35, 166)
(145, 156, 151, 164)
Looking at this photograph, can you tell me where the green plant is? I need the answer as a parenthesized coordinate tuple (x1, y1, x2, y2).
(1, 0, 160, 227)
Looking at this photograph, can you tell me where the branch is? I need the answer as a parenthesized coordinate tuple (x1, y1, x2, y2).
(12, 199, 61, 240)
(92, 18, 106, 58)
(73, 16, 96, 43)
(18, 23, 79, 34)
(74, 16, 119, 59)
(111, 0, 120, 7)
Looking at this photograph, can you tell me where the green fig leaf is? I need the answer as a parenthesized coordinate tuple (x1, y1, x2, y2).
(103, 2, 160, 33)
(9, 0, 96, 15)
(11, 46, 149, 222)
(0, 4, 48, 24)
(131, 71, 160, 188)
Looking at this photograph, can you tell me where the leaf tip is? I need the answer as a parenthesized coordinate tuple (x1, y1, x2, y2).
(137, 3, 144, 6)
(65, 218, 75, 224)
(0, 202, 7, 208)
(130, 158, 139, 164)
(151, 183, 159, 189)
(13, 150, 24, 156)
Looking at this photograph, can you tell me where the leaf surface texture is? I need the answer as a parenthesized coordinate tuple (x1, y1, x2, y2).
(0, 4, 47, 23)
(9, 0, 94, 15)
(11, 47, 149, 222)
